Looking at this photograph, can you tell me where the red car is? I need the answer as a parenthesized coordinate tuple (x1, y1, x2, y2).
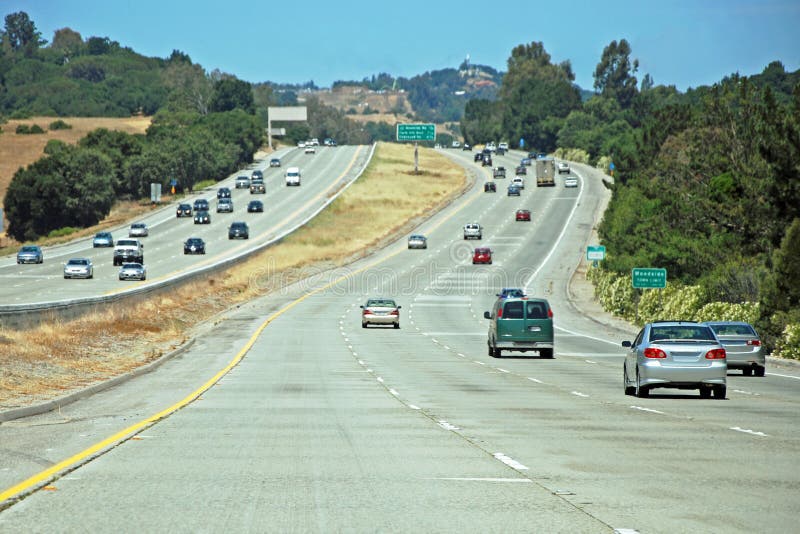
(472, 247, 493, 265)
(516, 209, 531, 221)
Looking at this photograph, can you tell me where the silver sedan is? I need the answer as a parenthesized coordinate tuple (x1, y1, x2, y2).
(129, 223, 149, 237)
(702, 321, 765, 376)
(118, 262, 146, 281)
(623, 321, 727, 399)
(63, 258, 94, 279)
(360, 298, 401, 329)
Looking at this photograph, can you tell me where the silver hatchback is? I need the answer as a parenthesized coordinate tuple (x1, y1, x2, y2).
(623, 321, 727, 399)
(702, 321, 765, 376)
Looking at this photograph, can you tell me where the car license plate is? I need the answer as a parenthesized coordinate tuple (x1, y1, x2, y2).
(528, 326, 541, 332)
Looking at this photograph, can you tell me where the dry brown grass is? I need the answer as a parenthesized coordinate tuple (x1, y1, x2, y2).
(0, 142, 467, 410)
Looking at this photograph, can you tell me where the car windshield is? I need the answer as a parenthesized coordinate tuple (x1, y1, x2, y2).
(367, 300, 396, 308)
(707, 323, 756, 336)
(122, 263, 140, 269)
(69, 259, 88, 265)
(650, 325, 716, 342)
(21, 246, 38, 252)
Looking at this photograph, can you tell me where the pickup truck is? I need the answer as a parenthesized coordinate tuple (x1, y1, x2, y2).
(113, 239, 144, 266)
(493, 167, 506, 179)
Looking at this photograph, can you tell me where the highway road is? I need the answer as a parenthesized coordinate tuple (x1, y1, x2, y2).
(0, 144, 372, 307)
(1, 149, 798, 532)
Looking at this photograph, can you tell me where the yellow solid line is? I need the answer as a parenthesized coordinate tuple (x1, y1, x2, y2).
(0, 147, 481, 506)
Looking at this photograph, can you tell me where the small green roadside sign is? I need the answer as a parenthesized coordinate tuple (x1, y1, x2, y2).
(587, 245, 606, 261)
(632, 268, 667, 289)
(397, 123, 436, 142)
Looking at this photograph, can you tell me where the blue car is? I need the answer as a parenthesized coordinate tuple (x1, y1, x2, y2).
(17, 245, 43, 264)
(507, 185, 521, 196)
(92, 232, 114, 247)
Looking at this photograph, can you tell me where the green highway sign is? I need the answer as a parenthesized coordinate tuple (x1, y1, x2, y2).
(632, 268, 667, 289)
(587, 245, 606, 261)
(397, 123, 436, 142)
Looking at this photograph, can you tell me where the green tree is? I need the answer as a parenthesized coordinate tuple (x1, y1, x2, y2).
(4, 144, 114, 240)
(593, 39, 639, 109)
(498, 42, 581, 151)
(50, 27, 84, 59)
(3, 11, 46, 54)
(759, 218, 800, 350)
(210, 77, 254, 113)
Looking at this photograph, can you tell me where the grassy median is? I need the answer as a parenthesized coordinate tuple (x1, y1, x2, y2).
(0, 142, 467, 409)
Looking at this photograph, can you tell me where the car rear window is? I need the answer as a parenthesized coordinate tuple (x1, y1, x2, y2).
(708, 324, 756, 336)
(650, 326, 716, 342)
(526, 302, 548, 319)
(503, 301, 524, 319)
(367, 300, 396, 307)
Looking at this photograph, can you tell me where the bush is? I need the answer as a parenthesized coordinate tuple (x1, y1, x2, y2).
(193, 179, 216, 190)
(49, 119, 73, 130)
(47, 227, 80, 238)
(773, 324, 800, 360)
(596, 155, 613, 173)
(553, 147, 590, 164)
(16, 124, 46, 134)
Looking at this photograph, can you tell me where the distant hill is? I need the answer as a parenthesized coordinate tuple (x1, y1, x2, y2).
(323, 63, 504, 123)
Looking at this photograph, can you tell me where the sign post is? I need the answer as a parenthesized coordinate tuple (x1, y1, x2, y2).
(397, 123, 435, 175)
(587, 245, 606, 268)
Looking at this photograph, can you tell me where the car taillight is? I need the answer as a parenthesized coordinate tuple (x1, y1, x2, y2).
(362, 309, 371, 316)
(746, 340, 761, 347)
(705, 348, 726, 359)
(548, 308, 553, 318)
(644, 348, 667, 359)
(389, 309, 399, 316)
(496, 307, 503, 318)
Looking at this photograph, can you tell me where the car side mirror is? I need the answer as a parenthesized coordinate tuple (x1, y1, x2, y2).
(483, 311, 492, 319)
(359, 305, 364, 309)
(622, 341, 632, 348)
(396, 306, 402, 309)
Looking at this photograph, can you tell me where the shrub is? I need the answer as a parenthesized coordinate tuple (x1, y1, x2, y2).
(773, 324, 800, 360)
(193, 179, 216, 190)
(49, 119, 73, 130)
(596, 155, 613, 173)
(553, 147, 590, 164)
(15, 124, 46, 134)
(47, 227, 80, 238)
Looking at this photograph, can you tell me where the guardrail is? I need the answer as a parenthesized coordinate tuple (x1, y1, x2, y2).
(0, 144, 377, 328)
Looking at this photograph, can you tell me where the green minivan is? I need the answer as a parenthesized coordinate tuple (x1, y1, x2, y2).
(483, 297, 554, 358)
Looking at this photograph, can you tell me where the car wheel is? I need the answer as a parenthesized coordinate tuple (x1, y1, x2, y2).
(539, 348, 553, 359)
(754, 366, 765, 377)
(742, 367, 753, 376)
(493, 347, 502, 358)
(362, 323, 367, 329)
(635, 369, 649, 398)
(699, 387, 712, 399)
(713, 385, 727, 399)
(624, 365, 636, 396)
(394, 323, 400, 329)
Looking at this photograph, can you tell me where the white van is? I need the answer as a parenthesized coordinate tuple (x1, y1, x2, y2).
(285, 167, 301, 186)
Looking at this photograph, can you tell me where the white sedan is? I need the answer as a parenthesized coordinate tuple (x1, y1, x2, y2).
(564, 177, 578, 188)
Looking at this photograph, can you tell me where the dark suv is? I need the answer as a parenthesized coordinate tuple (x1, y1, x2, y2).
(217, 187, 231, 199)
(228, 221, 249, 239)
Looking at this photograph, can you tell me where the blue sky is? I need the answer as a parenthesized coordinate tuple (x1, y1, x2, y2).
(6, 0, 800, 91)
